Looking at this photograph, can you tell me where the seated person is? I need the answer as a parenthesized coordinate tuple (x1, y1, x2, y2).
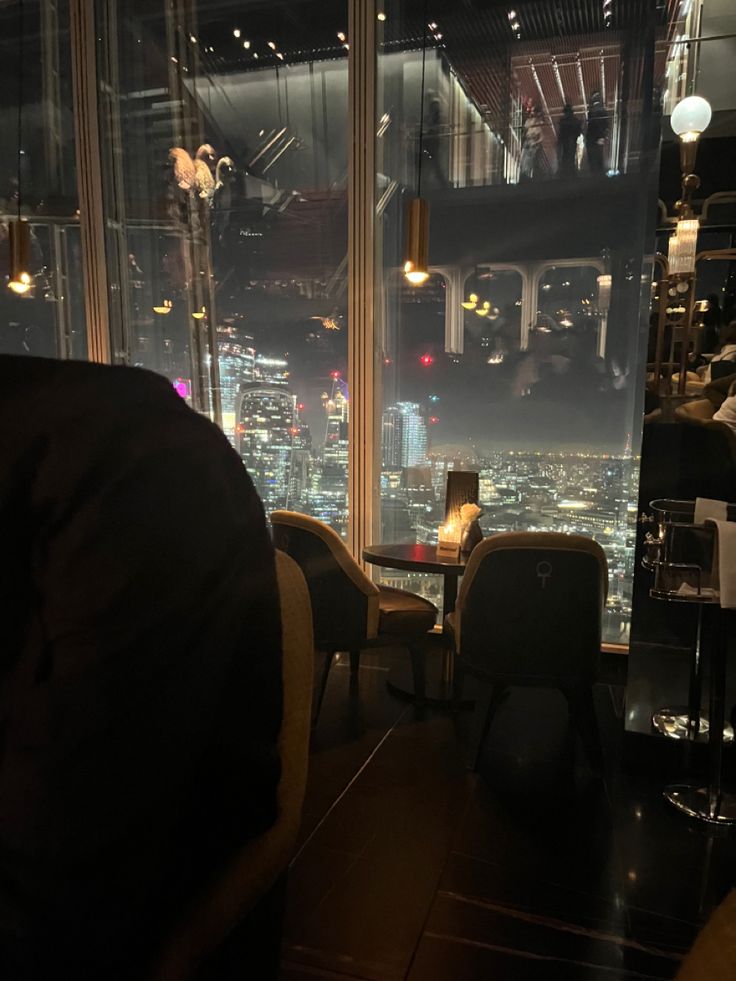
(0, 356, 283, 981)
(699, 322, 736, 384)
(713, 379, 736, 435)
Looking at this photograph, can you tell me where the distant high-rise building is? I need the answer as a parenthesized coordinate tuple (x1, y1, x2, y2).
(255, 354, 290, 387)
(381, 402, 428, 469)
(217, 332, 255, 442)
(237, 382, 296, 512)
(323, 389, 349, 470)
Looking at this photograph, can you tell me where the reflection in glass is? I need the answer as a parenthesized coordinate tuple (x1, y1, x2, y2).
(97, 0, 349, 536)
(377, 1, 674, 643)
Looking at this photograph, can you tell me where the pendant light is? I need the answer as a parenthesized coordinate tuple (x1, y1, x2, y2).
(9, 0, 31, 295)
(403, 3, 431, 287)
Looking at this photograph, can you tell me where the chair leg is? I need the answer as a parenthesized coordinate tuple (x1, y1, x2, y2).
(466, 683, 506, 771)
(349, 648, 361, 675)
(312, 651, 336, 727)
(408, 644, 426, 711)
(565, 686, 604, 774)
(452, 660, 465, 716)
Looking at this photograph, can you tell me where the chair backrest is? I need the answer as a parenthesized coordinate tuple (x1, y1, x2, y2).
(149, 550, 314, 981)
(455, 532, 608, 688)
(271, 511, 379, 649)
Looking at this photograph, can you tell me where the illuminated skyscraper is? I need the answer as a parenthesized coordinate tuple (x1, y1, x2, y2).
(255, 354, 290, 387)
(237, 383, 296, 512)
(381, 402, 428, 469)
(217, 332, 255, 442)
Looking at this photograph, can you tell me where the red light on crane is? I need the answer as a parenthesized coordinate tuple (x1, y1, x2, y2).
(330, 370, 341, 379)
(429, 416, 439, 424)
(420, 353, 433, 367)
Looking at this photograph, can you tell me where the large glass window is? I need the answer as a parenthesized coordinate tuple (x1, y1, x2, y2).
(0, 1, 85, 360)
(96, 0, 349, 534)
(377, 1, 668, 644)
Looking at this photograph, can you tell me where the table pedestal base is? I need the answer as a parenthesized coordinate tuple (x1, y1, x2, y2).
(664, 785, 736, 825)
(652, 707, 734, 743)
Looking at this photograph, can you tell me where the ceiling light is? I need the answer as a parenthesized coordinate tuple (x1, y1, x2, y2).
(428, 22, 438, 30)
(276, 51, 284, 60)
(377, 11, 387, 21)
(253, 52, 259, 59)
(189, 35, 197, 43)
(268, 41, 276, 50)
(153, 298, 173, 315)
(508, 10, 517, 19)
(461, 293, 479, 310)
(511, 21, 520, 30)
(243, 40, 250, 49)
(337, 31, 346, 42)
(233, 28, 241, 38)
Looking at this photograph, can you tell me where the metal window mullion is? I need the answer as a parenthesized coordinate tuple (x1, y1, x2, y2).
(348, 0, 378, 563)
(70, 0, 111, 363)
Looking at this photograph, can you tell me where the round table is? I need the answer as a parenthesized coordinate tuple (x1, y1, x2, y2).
(362, 543, 468, 704)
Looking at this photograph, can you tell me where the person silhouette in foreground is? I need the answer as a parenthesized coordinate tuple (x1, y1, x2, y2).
(0, 356, 283, 980)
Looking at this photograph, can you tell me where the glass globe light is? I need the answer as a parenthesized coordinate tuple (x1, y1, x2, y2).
(671, 96, 712, 141)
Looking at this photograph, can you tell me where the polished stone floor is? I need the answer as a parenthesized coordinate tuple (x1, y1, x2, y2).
(279, 648, 736, 980)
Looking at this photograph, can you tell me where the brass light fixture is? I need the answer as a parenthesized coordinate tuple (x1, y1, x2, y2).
(403, 2, 431, 286)
(9, 0, 31, 295)
(153, 299, 173, 315)
(666, 95, 712, 276)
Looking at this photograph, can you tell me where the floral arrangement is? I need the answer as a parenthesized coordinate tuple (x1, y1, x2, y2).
(460, 502, 482, 525)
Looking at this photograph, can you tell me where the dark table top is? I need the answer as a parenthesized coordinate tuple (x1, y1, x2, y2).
(363, 542, 467, 576)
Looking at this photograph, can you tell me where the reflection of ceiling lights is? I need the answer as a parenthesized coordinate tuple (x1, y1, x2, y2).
(377, 11, 386, 21)
(475, 300, 492, 317)
(337, 31, 346, 42)
(153, 299, 173, 315)
(461, 293, 478, 310)
(192, 306, 206, 320)
(233, 28, 241, 38)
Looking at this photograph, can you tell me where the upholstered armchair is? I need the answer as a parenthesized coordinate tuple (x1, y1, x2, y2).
(271, 511, 437, 721)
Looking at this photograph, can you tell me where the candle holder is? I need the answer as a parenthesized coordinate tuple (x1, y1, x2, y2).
(437, 521, 461, 560)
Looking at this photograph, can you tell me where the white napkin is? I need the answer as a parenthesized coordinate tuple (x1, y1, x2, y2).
(695, 497, 728, 524)
(707, 519, 736, 609)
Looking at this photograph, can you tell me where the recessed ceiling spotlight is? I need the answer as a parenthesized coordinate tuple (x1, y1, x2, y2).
(337, 31, 346, 41)
(276, 50, 284, 59)
(377, 11, 387, 21)
(268, 40, 277, 50)
(233, 28, 241, 38)
(243, 40, 250, 49)
(428, 21, 438, 30)
(253, 52, 259, 59)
